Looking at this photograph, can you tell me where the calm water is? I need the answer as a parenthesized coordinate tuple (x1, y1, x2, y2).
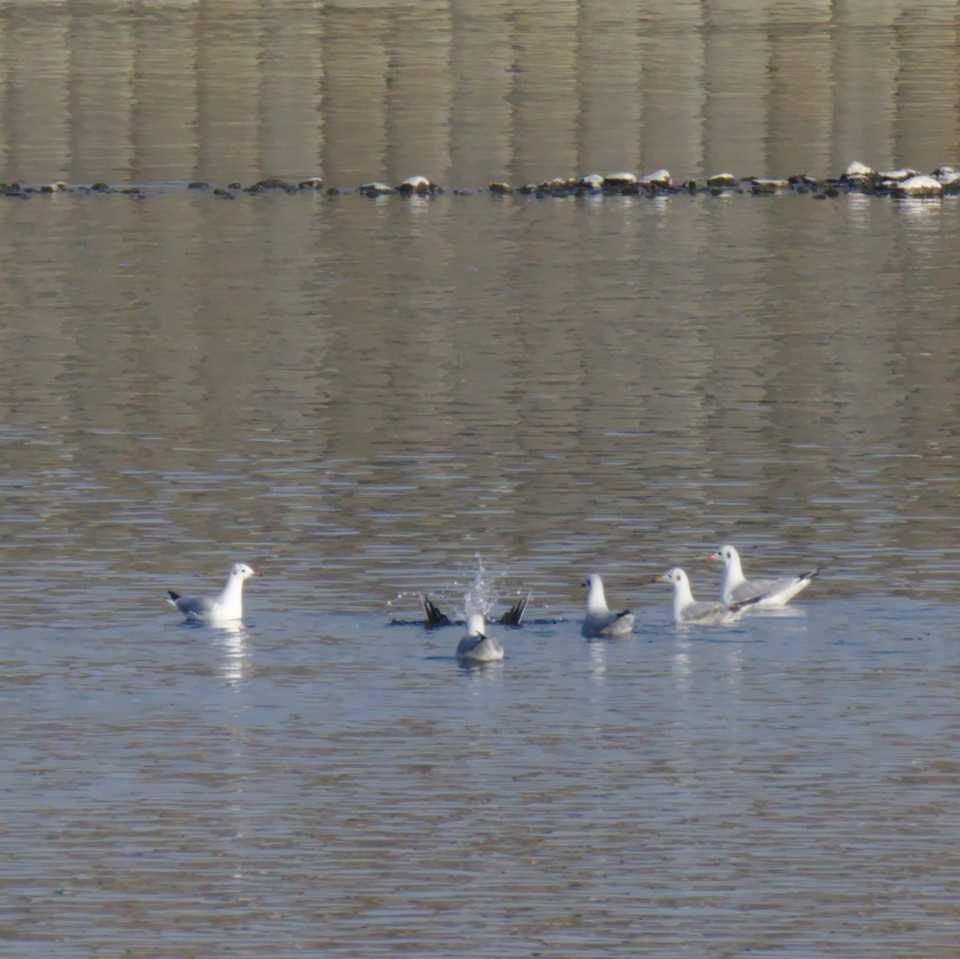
(2, 2, 960, 956)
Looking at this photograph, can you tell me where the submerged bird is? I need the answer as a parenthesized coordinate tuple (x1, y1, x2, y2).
(422, 593, 529, 629)
(707, 544, 819, 607)
(581, 573, 634, 637)
(166, 563, 257, 624)
(455, 613, 504, 663)
(654, 567, 761, 625)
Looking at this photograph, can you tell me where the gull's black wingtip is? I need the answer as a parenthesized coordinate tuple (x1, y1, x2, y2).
(422, 594, 452, 629)
(167, 590, 180, 601)
(498, 593, 530, 626)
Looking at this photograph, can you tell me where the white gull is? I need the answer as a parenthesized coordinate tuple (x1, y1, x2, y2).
(456, 613, 504, 663)
(707, 544, 818, 608)
(655, 567, 761, 625)
(166, 562, 257, 624)
(581, 574, 635, 637)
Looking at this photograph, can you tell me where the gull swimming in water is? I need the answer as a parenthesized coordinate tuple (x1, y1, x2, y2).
(455, 613, 504, 663)
(707, 544, 819, 607)
(654, 567, 761, 625)
(581, 574, 635, 637)
(421, 593, 529, 629)
(166, 563, 257, 624)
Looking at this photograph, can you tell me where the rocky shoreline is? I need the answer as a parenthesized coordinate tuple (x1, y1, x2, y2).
(2, 163, 958, 200)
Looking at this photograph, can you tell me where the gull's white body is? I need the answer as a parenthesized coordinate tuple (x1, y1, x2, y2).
(167, 563, 256, 624)
(659, 567, 758, 626)
(582, 574, 634, 637)
(456, 613, 504, 662)
(709, 545, 817, 608)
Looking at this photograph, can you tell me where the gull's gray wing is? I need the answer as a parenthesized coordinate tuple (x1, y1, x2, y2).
(729, 594, 765, 613)
(681, 600, 731, 623)
(732, 570, 819, 604)
(584, 609, 634, 637)
(456, 634, 485, 657)
(730, 577, 781, 603)
(168, 591, 212, 618)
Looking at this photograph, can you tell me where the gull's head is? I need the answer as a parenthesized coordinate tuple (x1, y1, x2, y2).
(582, 573, 603, 592)
(466, 612, 486, 638)
(658, 567, 688, 589)
(707, 545, 739, 567)
(230, 562, 257, 580)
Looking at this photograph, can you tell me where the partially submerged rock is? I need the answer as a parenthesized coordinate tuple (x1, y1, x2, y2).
(749, 177, 790, 194)
(578, 173, 605, 191)
(894, 175, 943, 197)
(602, 171, 638, 187)
(843, 160, 874, 180)
(933, 166, 960, 188)
(639, 168, 671, 188)
(878, 168, 918, 182)
(252, 177, 292, 191)
(396, 175, 438, 195)
(707, 172, 738, 188)
(538, 176, 576, 193)
(358, 181, 394, 197)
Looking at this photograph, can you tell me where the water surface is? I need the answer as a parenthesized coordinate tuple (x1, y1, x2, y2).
(2, 2, 960, 956)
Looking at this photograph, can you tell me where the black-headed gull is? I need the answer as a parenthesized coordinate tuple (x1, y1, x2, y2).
(707, 545, 818, 607)
(654, 567, 761, 625)
(456, 613, 504, 662)
(166, 562, 257, 624)
(421, 593, 529, 629)
(581, 574, 635, 637)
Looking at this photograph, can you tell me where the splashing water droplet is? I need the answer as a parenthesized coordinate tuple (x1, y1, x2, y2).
(463, 555, 502, 619)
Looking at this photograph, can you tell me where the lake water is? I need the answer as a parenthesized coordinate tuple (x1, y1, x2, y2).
(2, 2, 960, 956)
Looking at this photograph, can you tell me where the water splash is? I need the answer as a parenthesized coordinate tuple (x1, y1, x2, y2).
(388, 558, 526, 624)
(463, 556, 498, 620)
(386, 590, 423, 612)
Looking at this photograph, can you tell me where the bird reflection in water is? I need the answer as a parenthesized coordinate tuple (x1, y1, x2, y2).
(671, 640, 692, 696)
(589, 640, 607, 683)
(213, 621, 250, 686)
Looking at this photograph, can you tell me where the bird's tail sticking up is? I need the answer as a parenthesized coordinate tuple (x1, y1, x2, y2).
(498, 594, 530, 626)
(422, 595, 452, 629)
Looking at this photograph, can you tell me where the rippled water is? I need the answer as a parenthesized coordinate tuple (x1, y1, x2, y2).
(2, 2, 960, 956)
